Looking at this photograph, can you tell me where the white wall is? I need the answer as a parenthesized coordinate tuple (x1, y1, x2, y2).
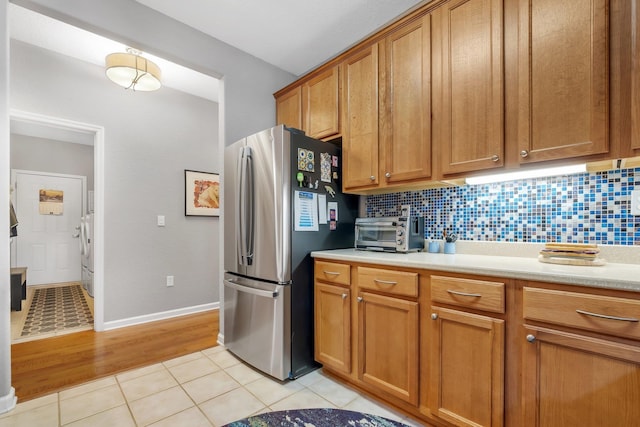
(11, 134, 95, 190)
(11, 39, 221, 322)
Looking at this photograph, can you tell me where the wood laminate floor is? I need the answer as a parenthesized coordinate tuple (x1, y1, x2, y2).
(11, 310, 219, 402)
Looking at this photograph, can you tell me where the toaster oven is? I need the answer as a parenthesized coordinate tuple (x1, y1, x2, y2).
(354, 205, 424, 253)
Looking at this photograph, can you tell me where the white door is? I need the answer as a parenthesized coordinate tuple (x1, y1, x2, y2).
(13, 170, 85, 285)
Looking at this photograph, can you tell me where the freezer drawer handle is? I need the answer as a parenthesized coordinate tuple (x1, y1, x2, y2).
(224, 279, 279, 299)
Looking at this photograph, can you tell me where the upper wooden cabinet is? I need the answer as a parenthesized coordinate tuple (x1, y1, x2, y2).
(343, 15, 433, 193)
(516, 0, 609, 163)
(342, 44, 380, 191)
(381, 15, 432, 184)
(632, 0, 640, 152)
(275, 86, 302, 131)
(303, 66, 340, 140)
(275, 66, 340, 140)
(433, 0, 504, 176)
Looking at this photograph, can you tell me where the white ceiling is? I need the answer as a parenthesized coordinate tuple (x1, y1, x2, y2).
(134, 0, 427, 76)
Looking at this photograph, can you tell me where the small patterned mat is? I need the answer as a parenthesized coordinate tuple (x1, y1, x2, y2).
(224, 408, 411, 427)
(20, 285, 93, 338)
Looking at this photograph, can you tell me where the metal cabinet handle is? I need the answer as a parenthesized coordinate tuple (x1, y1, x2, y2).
(369, 175, 376, 181)
(526, 334, 536, 343)
(431, 313, 438, 320)
(357, 296, 363, 303)
(374, 279, 398, 286)
(447, 289, 482, 298)
(385, 172, 391, 178)
(323, 270, 341, 276)
(576, 309, 639, 323)
(520, 150, 529, 158)
(341, 293, 348, 300)
(491, 154, 500, 162)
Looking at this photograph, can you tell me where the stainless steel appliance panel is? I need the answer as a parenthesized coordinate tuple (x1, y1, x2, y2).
(223, 273, 291, 380)
(223, 127, 292, 284)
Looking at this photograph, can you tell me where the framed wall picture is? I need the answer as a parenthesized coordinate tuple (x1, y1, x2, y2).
(185, 170, 220, 217)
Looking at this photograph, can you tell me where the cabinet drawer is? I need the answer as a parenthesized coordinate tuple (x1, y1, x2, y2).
(357, 267, 418, 298)
(431, 276, 505, 314)
(523, 287, 640, 340)
(315, 260, 351, 286)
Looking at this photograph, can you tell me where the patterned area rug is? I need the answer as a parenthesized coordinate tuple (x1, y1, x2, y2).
(20, 285, 93, 339)
(223, 408, 411, 427)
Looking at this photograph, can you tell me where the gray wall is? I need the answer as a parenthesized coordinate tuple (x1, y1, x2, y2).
(11, 134, 95, 190)
(11, 40, 220, 321)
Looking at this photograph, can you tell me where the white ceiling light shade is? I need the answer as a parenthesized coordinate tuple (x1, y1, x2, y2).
(465, 164, 587, 185)
(105, 48, 162, 91)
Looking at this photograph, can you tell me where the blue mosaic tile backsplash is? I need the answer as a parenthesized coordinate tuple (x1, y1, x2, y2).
(365, 167, 640, 245)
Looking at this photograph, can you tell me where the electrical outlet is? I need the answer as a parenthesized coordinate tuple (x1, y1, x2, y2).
(166, 275, 174, 287)
(632, 190, 640, 216)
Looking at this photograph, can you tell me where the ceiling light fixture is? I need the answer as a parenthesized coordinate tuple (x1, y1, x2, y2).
(105, 48, 161, 91)
(465, 164, 587, 185)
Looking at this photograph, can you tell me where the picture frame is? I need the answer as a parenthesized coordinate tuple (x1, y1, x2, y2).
(185, 170, 220, 217)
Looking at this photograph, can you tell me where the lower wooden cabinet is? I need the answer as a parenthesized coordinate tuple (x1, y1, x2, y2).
(314, 259, 640, 427)
(358, 291, 419, 405)
(522, 325, 640, 427)
(428, 306, 504, 427)
(314, 282, 351, 374)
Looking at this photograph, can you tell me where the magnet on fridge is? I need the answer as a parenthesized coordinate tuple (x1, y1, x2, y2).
(324, 185, 336, 197)
(332, 171, 338, 180)
(332, 155, 338, 167)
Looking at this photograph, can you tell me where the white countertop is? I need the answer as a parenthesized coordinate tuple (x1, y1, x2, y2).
(311, 247, 640, 292)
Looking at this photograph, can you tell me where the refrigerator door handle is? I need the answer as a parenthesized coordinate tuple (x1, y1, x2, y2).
(237, 146, 255, 265)
(224, 278, 279, 298)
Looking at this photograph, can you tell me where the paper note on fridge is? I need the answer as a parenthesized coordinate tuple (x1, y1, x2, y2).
(294, 191, 319, 231)
(318, 194, 327, 224)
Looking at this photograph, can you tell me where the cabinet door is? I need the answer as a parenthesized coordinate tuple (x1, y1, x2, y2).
(315, 282, 351, 373)
(517, 0, 608, 163)
(522, 326, 640, 427)
(434, 0, 504, 175)
(276, 86, 302, 130)
(303, 66, 340, 140)
(428, 306, 504, 427)
(342, 44, 380, 191)
(358, 291, 418, 405)
(381, 15, 432, 184)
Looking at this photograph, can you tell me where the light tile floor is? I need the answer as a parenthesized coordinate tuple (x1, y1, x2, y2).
(0, 346, 427, 426)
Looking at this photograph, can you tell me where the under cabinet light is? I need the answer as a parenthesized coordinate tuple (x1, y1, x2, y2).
(465, 164, 587, 185)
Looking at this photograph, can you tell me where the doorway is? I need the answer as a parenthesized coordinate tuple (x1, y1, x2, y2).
(10, 110, 105, 334)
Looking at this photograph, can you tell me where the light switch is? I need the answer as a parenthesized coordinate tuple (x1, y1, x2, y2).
(157, 215, 165, 226)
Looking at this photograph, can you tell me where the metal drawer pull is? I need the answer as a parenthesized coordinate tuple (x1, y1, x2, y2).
(323, 270, 341, 276)
(341, 293, 348, 300)
(374, 279, 398, 285)
(447, 289, 482, 298)
(526, 334, 536, 343)
(357, 297, 364, 303)
(576, 309, 639, 323)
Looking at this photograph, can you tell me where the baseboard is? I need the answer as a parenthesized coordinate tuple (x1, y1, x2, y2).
(0, 387, 17, 415)
(103, 302, 219, 331)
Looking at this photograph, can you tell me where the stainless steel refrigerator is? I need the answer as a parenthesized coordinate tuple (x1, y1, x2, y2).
(223, 125, 358, 380)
